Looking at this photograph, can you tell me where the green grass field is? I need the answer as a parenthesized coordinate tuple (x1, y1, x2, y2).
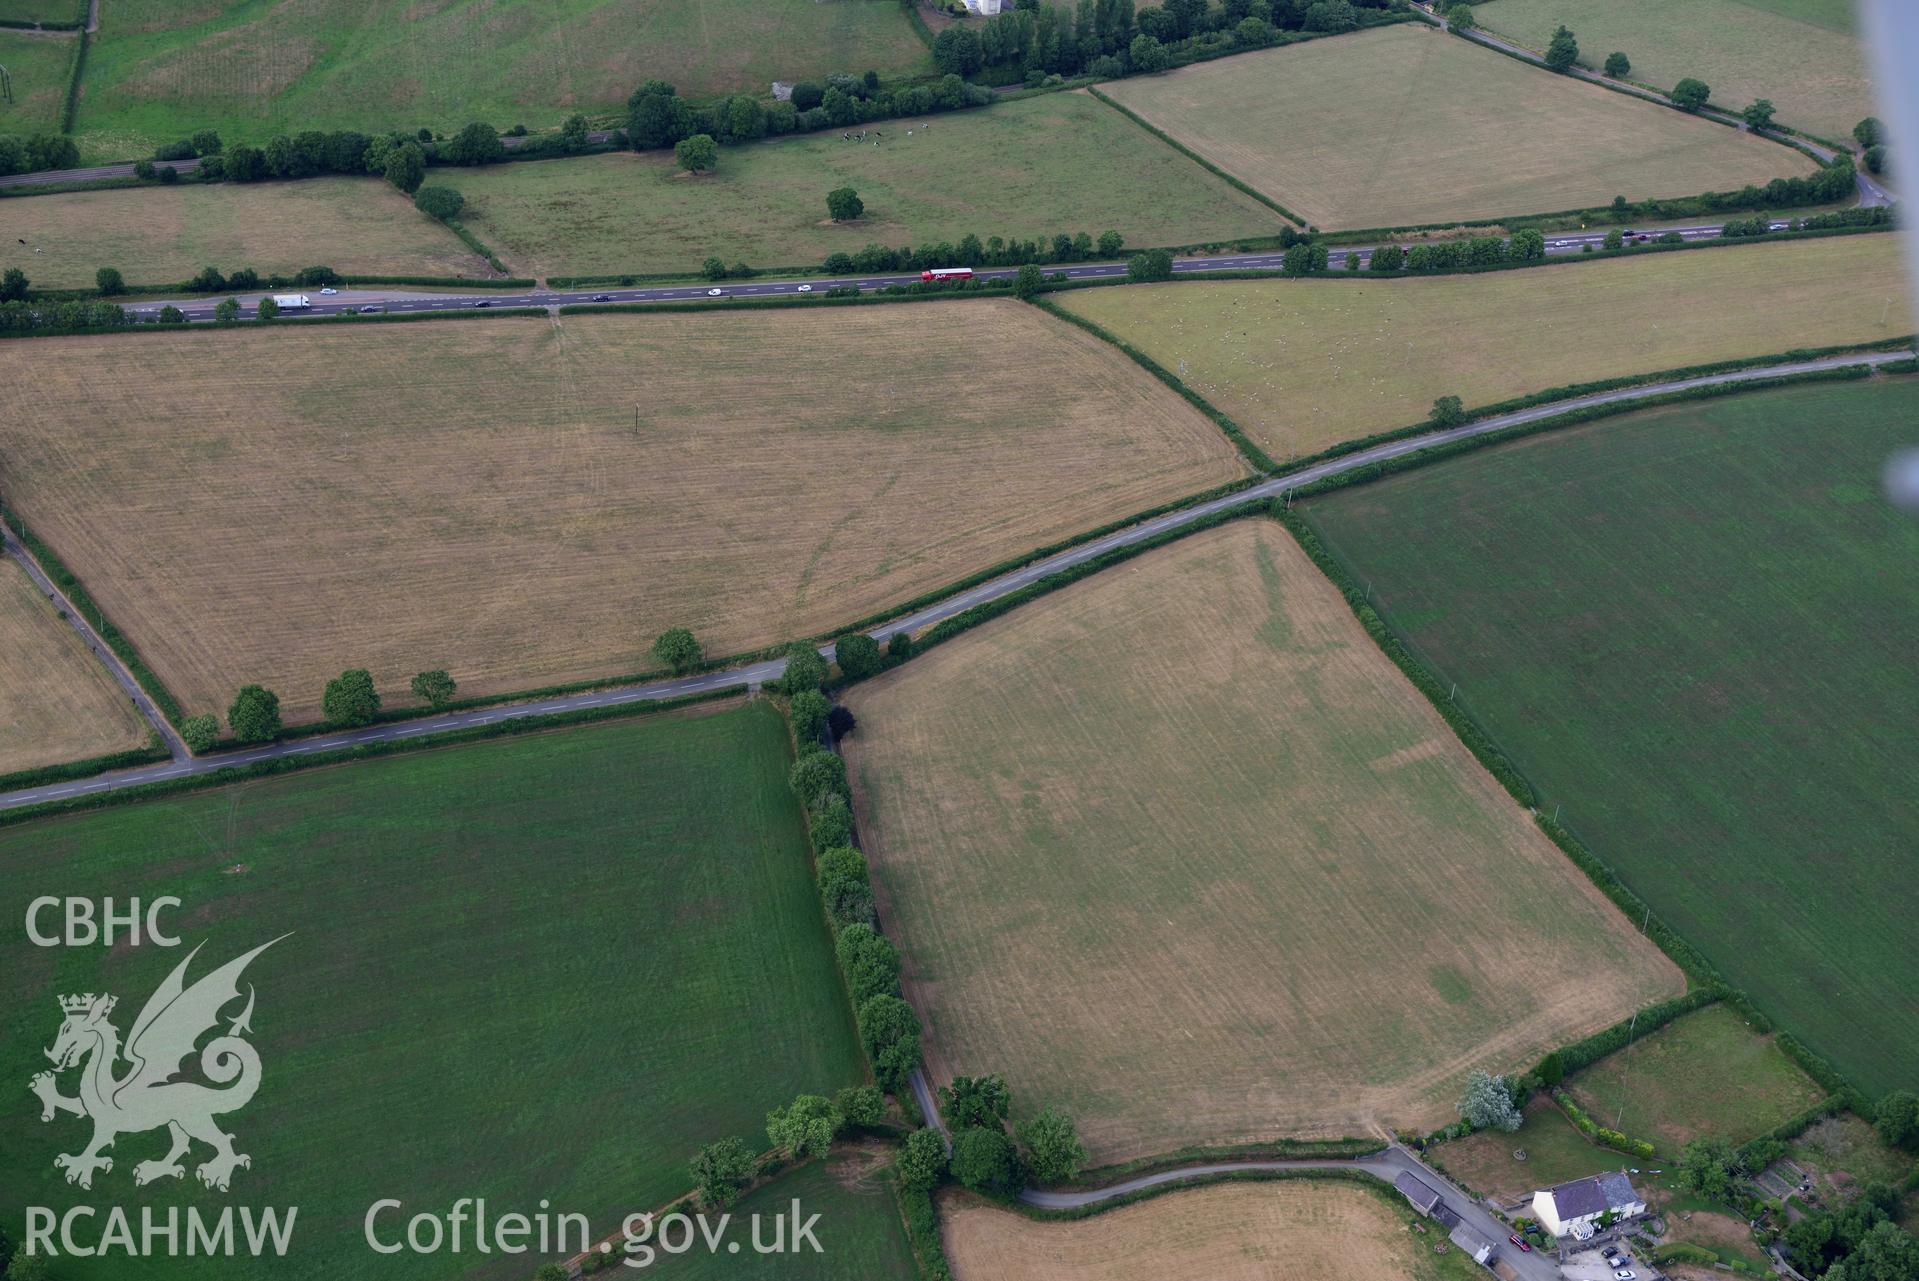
(1303, 376, 1919, 1097)
(648, 1152, 918, 1279)
(0, 177, 486, 288)
(0, 702, 865, 1281)
(1096, 24, 1809, 230)
(1565, 1004, 1824, 1153)
(70, 0, 932, 162)
(0, 27, 79, 135)
(1474, 0, 1873, 141)
(0, 0, 85, 24)
(454, 92, 1285, 279)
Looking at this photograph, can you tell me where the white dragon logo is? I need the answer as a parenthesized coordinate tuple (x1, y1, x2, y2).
(29, 937, 285, 1192)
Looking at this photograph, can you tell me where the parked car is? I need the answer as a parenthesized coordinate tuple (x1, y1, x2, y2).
(1508, 1234, 1531, 1252)
(1615, 1271, 1637, 1280)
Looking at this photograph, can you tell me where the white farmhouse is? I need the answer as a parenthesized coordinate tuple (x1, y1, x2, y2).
(959, 0, 1004, 13)
(1531, 1172, 1646, 1238)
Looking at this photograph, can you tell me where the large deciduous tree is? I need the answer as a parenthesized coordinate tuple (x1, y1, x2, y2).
(322, 669, 381, 725)
(410, 669, 457, 707)
(1672, 78, 1712, 111)
(766, 1094, 842, 1159)
(1017, 1107, 1087, 1183)
(651, 628, 702, 673)
(1545, 25, 1579, 73)
(689, 1137, 757, 1209)
(1457, 1069, 1521, 1131)
(228, 685, 282, 742)
(826, 186, 864, 222)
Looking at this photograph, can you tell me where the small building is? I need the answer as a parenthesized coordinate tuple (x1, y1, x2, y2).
(959, 0, 1004, 13)
(1396, 1170, 1445, 1217)
(1531, 1171, 1646, 1238)
(1449, 1224, 1497, 1267)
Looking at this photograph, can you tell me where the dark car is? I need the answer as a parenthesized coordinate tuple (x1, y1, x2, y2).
(590, 293, 613, 302)
(357, 304, 382, 314)
(473, 299, 494, 307)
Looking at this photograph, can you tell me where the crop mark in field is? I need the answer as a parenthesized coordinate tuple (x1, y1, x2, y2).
(846, 522, 1680, 1159)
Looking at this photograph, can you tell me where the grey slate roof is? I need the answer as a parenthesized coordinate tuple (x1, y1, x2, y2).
(1395, 1171, 1444, 1215)
(1546, 1171, 1640, 1219)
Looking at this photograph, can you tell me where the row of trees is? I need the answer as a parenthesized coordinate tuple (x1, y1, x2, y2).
(0, 131, 78, 176)
(629, 74, 994, 154)
(0, 296, 128, 334)
(934, 0, 1390, 83)
(1534, 25, 1722, 118)
(131, 117, 588, 193)
(1856, 117, 1891, 178)
(193, 669, 457, 750)
(821, 229, 1125, 274)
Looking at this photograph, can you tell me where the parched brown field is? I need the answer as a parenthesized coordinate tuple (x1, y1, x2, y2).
(0, 304, 1243, 724)
(0, 554, 150, 775)
(941, 1180, 1483, 1281)
(1097, 24, 1810, 230)
(1057, 235, 1912, 460)
(0, 178, 487, 291)
(845, 522, 1680, 1160)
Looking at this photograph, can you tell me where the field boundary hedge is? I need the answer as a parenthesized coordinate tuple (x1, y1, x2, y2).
(1103, 222, 1893, 293)
(1085, 86, 1307, 229)
(26, 275, 536, 302)
(1280, 360, 1916, 1104)
(0, 304, 551, 342)
(1550, 1089, 1659, 1160)
(1010, 1163, 1388, 1223)
(1547, 990, 1723, 1079)
(1737, 1095, 1854, 1168)
(1275, 336, 1918, 477)
(1034, 297, 1279, 469)
(0, 743, 170, 795)
(57, 27, 88, 134)
(1068, 1136, 1381, 1190)
(0, 12, 83, 30)
(1, 502, 184, 726)
(900, 1186, 952, 1281)
(1448, 23, 1830, 164)
(1323, 185, 1879, 244)
(443, 216, 512, 274)
(790, 709, 911, 1095)
(0, 687, 743, 828)
(1278, 508, 1541, 807)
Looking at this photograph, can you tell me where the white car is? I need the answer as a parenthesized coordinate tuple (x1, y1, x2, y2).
(319, 287, 338, 295)
(1552, 240, 1569, 247)
(796, 284, 813, 292)
(1615, 1271, 1637, 1280)
(706, 288, 724, 296)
